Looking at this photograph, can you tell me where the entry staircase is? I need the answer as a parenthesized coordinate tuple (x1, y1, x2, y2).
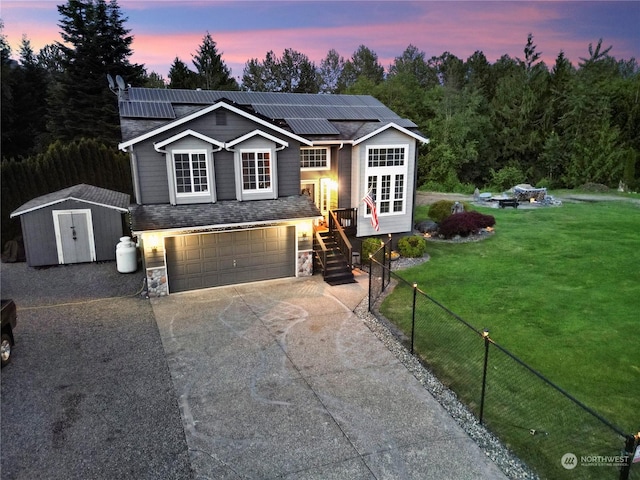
(313, 209, 356, 286)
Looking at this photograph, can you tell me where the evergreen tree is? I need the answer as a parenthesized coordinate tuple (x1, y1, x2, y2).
(168, 58, 198, 89)
(241, 51, 280, 91)
(12, 37, 49, 156)
(338, 45, 384, 91)
(318, 49, 345, 93)
(539, 51, 576, 185)
(142, 71, 167, 88)
(277, 48, 319, 93)
(389, 44, 437, 89)
(421, 87, 492, 189)
(37, 44, 65, 76)
(522, 33, 542, 77)
(428, 52, 465, 90)
(241, 49, 318, 93)
(240, 58, 266, 92)
(47, 0, 144, 146)
(556, 39, 631, 187)
(1, 21, 17, 159)
(192, 32, 238, 90)
(464, 51, 495, 99)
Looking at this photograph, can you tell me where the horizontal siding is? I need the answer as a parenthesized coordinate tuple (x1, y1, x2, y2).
(213, 151, 236, 200)
(132, 108, 300, 204)
(357, 210, 413, 237)
(276, 141, 301, 197)
(354, 129, 417, 237)
(338, 145, 352, 208)
(135, 142, 170, 204)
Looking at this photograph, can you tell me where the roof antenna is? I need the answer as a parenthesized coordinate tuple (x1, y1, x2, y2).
(107, 74, 116, 94)
(116, 75, 126, 91)
(107, 74, 128, 99)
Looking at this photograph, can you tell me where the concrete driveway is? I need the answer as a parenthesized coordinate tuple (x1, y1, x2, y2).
(152, 274, 508, 479)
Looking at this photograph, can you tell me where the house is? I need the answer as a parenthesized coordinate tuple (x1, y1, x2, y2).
(10, 184, 130, 267)
(117, 87, 428, 295)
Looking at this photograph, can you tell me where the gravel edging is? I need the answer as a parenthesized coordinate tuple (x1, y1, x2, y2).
(352, 288, 539, 480)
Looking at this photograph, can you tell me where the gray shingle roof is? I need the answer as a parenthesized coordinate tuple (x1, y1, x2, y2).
(130, 195, 322, 232)
(11, 184, 130, 217)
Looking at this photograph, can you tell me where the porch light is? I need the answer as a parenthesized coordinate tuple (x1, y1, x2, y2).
(147, 234, 160, 252)
(297, 222, 312, 238)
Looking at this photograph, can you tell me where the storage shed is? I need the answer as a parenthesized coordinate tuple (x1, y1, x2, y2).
(10, 184, 130, 267)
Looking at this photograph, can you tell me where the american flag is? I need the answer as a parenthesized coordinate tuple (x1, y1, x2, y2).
(363, 189, 380, 231)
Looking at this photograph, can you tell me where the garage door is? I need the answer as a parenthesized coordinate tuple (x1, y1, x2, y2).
(165, 226, 295, 293)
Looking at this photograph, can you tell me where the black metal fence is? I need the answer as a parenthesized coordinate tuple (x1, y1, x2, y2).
(367, 241, 639, 480)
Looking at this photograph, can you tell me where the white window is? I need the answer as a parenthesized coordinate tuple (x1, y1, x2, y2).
(241, 150, 272, 192)
(300, 147, 330, 170)
(173, 151, 209, 196)
(365, 145, 408, 215)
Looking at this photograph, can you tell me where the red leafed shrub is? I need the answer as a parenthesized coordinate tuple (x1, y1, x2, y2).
(438, 211, 495, 238)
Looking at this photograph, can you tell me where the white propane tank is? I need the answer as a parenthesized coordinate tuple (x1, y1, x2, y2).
(116, 236, 137, 273)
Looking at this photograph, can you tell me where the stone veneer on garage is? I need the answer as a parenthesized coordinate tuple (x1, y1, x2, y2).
(297, 251, 313, 277)
(146, 267, 168, 297)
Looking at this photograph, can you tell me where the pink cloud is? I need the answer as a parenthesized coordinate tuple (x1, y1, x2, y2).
(3, 0, 636, 81)
(132, 7, 570, 79)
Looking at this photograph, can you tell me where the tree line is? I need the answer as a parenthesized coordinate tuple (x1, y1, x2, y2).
(1, 1, 639, 244)
(1, 139, 132, 245)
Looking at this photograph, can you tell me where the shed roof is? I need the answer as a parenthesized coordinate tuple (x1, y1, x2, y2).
(11, 184, 130, 218)
(129, 195, 322, 232)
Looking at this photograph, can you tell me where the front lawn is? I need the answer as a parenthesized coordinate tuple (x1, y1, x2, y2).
(381, 200, 639, 432)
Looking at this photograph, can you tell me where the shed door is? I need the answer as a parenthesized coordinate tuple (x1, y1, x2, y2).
(165, 227, 295, 293)
(52, 210, 96, 264)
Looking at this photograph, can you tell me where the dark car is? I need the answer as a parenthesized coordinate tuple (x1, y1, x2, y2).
(1, 299, 17, 367)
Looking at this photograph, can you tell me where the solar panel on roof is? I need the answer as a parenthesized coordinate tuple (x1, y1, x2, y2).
(285, 118, 340, 135)
(119, 101, 175, 119)
(121, 88, 420, 132)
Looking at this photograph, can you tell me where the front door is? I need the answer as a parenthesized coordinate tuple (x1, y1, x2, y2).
(301, 180, 317, 208)
(52, 210, 96, 264)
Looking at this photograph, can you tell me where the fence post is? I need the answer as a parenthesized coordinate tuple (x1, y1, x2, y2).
(620, 432, 640, 480)
(368, 253, 373, 312)
(411, 282, 418, 354)
(387, 234, 392, 287)
(479, 329, 490, 424)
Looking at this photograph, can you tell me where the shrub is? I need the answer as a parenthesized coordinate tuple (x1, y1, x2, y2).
(428, 200, 472, 223)
(428, 200, 455, 222)
(579, 182, 609, 192)
(489, 165, 525, 191)
(438, 211, 495, 239)
(397, 235, 428, 258)
(361, 237, 383, 263)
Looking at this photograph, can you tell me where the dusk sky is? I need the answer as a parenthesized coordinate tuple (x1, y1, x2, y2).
(2, 1, 639, 81)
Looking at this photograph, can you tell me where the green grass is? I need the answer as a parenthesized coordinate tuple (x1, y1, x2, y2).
(381, 201, 640, 478)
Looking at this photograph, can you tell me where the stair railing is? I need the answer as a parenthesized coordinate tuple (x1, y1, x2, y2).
(313, 227, 328, 279)
(332, 208, 357, 235)
(328, 210, 353, 270)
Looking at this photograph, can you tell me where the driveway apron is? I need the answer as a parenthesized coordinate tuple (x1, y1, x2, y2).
(151, 275, 508, 479)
